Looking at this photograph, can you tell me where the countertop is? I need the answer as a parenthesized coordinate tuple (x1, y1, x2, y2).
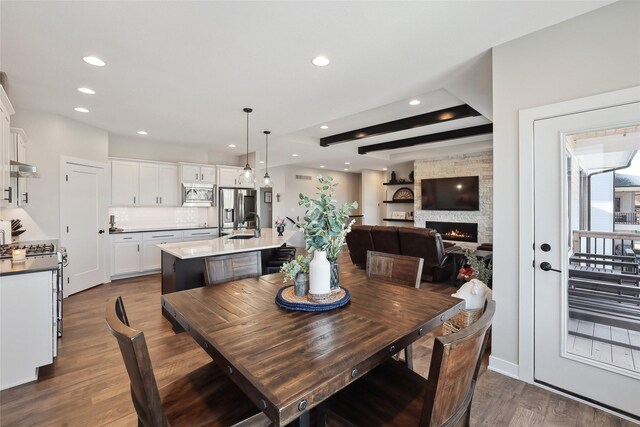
(109, 226, 218, 234)
(0, 255, 59, 277)
(157, 228, 296, 259)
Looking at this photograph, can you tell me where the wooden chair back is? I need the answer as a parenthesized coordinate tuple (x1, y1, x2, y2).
(420, 299, 495, 426)
(203, 251, 262, 286)
(105, 296, 167, 427)
(366, 250, 424, 288)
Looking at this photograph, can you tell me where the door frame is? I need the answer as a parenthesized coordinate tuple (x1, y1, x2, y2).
(59, 156, 110, 287)
(517, 86, 640, 417)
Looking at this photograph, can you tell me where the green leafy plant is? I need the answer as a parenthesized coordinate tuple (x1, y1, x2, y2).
(280, 255, 310, 282)
(297, 175, 358, 259)
(464, 249, 492, 285)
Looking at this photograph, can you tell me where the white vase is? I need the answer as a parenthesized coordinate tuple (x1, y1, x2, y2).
(309, 250, 331, 301)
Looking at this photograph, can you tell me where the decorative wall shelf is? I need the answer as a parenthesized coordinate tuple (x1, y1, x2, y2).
(383, 200, 414, 204)
(383, 181, 414, 186)
(382, 218, 414, 223)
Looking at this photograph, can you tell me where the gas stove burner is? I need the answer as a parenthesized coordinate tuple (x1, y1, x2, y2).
(0, 242, 57, 259)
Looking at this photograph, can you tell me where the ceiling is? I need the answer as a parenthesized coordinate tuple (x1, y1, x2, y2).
(0, 1, 610, 172)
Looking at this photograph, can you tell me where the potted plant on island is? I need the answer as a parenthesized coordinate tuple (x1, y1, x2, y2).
(280, 255, 310, 296)
(297, 175, 358, 301)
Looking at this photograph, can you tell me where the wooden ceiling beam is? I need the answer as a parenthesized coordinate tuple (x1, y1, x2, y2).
(320, 104, 481, 147)
(357, 124, 493, 154)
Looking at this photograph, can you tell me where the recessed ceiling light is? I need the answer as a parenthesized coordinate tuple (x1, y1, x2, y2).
(312, 56, 330, 67)
(345, 162, 351, 165)
(74, 107, 89, 113)
(320, 165, 325, 168)
(292, 154, 299, 157)
(320, 125, 328, 130)
(77, 87, 96, 95)
(82, 56, 106, 67)
(382, 167, 388, 171)
(228, 144, 236, 148)
(259, 160, 265, 164)
(137, 131, 148, 135)
(409, 99, 421, 106)
(343, 168, 349, 171)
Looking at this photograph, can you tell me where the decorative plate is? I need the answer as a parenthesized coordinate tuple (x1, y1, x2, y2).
(392, 187, 414, 201)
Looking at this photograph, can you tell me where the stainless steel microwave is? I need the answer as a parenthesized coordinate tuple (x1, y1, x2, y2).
(182, 183, 216, 207)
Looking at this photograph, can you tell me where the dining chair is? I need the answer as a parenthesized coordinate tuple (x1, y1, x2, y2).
(203, 251, 262, 286)
(366, 250, 424, 368)
(318, 300, 495, 427)
(105, 296, 269, 427)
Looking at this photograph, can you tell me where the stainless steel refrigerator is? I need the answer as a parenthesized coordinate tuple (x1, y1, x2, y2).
(218, 188, 257, 236)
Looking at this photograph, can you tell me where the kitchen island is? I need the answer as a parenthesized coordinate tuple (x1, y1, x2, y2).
(158, 228, 296, 322)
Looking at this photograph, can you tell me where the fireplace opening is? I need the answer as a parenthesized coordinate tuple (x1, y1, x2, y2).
(425, 221, 478, 243)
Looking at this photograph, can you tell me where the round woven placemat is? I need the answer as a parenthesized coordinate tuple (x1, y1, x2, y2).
(275, 286, 350, 312)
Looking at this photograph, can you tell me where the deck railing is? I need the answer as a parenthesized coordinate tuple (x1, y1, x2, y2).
(614, 211, 640, 225)
(572, 230, 640, 257)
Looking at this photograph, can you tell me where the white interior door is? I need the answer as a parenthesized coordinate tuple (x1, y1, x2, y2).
(60, 159, 107, 297)
(534, 102, 640, 418)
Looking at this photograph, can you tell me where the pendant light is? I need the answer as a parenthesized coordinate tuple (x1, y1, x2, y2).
(238, 107, 256, 185)
(261, 130, 272, 188)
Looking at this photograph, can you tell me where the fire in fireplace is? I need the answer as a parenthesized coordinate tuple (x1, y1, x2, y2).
(425, 221, 478, 243)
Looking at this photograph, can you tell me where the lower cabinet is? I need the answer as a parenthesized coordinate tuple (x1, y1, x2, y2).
(111, 228, 217, 279)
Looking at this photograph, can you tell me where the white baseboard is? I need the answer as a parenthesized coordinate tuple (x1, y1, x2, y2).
(488, 355, 519, 379)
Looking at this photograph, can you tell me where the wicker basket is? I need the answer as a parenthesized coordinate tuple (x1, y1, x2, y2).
(443, 308, 482, 335)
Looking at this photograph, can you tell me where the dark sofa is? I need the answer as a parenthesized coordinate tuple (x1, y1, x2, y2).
(346, 225, 454, 282)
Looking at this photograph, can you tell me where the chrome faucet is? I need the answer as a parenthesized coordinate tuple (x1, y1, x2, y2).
(244, 212, 261, 238)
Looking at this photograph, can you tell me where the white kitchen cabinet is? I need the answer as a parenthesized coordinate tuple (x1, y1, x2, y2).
(180, 163, 216, 184)
(157, 164, 179, 206)
(217, 165, 253, 188)
(182, 228, 217, 240)
(8, 128, 28, 208)
(0, 86, 14, 209)
(112, 160, 178, 207)
(112, 239, 142, 276)
(111, 160, 140, 206)
(1, 270, 55, 390)
(112, 231, 184, 278)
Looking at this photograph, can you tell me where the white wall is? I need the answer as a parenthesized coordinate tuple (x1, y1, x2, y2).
(1, 109, 109, 240)
(270, 165, 361, 247)
(492, 1, 640, 371)
(360, 169, 385, 225)
(108, 134, 241, 166)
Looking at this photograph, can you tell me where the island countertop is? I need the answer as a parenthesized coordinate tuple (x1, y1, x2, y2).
(156, 228, 296, 259)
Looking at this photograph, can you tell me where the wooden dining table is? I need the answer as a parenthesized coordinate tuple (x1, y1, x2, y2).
(161, 270, 464, 426)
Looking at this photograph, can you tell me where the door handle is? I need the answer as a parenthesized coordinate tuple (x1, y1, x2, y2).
(98, 230, 105, 234)
(540, 262, 561, 273)
(23, 192, 28, 204)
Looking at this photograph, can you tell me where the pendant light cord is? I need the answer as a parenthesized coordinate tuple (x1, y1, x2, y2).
(265, 132, 269, 173)
(245, 111, 250, 166)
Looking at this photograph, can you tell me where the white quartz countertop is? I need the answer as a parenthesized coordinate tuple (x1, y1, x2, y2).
(157, 228, 296, 259)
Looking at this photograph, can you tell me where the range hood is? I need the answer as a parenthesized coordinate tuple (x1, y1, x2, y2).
(10, 160, 40, 178)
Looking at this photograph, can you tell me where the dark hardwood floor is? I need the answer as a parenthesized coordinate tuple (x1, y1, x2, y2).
(0, 253, 636, 426)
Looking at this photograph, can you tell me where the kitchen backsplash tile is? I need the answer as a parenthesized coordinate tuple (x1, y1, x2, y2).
(109, 207, 209, 230)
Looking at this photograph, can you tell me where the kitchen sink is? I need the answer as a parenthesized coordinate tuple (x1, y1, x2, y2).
(227, 235, 255, 240)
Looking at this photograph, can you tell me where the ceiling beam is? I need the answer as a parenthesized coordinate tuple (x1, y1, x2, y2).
(320, 104, 481, 147)
(357, 124, 493, 154)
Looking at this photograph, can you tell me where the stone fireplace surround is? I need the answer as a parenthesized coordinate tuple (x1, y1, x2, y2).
(414, 150, 493, 247)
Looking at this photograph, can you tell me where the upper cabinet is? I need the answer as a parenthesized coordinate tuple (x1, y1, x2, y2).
(110, 160, 179, 207)
(180, 163, 215, 184)
(111, 160, 140, 206)
(217, 166, 253, 188)
(0, 86, 15, 209)
(9, 128, 28, 207)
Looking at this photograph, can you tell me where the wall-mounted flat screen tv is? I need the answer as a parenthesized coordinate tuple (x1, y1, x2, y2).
(421, 176, 479, 211)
